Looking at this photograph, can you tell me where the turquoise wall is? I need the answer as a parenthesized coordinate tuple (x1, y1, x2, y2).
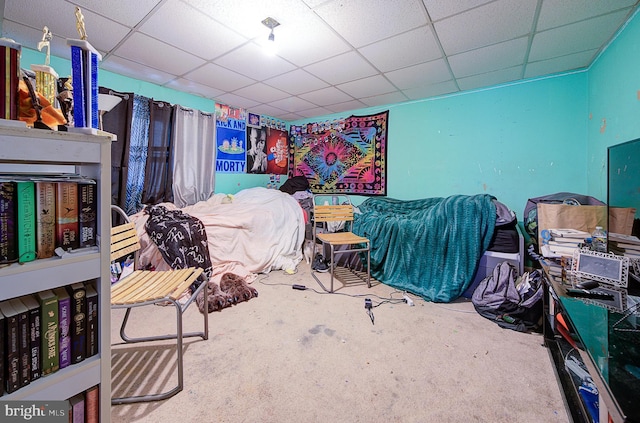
(586, 9, 640, 200)
(294, 72, 589, 217)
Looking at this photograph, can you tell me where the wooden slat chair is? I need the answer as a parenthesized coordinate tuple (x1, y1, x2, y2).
(311, 195, 371, 293)
(110, 205, 208, 405)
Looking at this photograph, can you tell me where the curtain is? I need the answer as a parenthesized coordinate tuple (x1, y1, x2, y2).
(171, 105, 216, 208)
(99, 87, 133, 214)
(124, 94, 151, 215)
(142, 100, 174, 205)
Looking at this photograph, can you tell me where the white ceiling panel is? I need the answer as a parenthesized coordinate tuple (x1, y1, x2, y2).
(435, 0, 537, 55)
(303, 52, 378, 85)
(139, 1, 248, 60)
(2, 0, 638, 120)
(448, 37, 528, 79)
(299, 87, 354, 107)
(529, 10, 631, 62)
(265, 69, 328, 95)
(358, 26, 441, 72)
(385, 59, 452, 90)
(314, 0, 428, 48)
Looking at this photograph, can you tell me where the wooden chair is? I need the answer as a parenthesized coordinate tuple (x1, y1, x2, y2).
(310, 195, 371, 293)
(110, 205, 208, 404)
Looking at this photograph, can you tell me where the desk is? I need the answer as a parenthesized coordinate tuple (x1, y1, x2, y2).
(542, 263, 640, 423)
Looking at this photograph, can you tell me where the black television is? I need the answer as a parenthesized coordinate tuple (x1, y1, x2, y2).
(607, 137, 640, 241)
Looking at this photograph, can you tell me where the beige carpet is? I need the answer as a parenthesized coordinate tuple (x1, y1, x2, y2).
(110, 264, 569, 423)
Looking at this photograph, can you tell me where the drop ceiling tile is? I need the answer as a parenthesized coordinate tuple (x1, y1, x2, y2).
(529, 10, 630, 61)
(73, 0, 163, 27)
(435, 0, 537, 55)
(102, 55, 177, 85)
(234, 83, 291, 103)
(113, 32, 206, 76)
(279, 112, 305, 120)
(215, 92, 261, 109)
(537, 0, 636, 31)
(295, 106, 334, 118)
(215, 42, 296, 81)
(183, 63, 255, 92)
(448, 37, 528, 78)
(249, 103, 288, 118)
(358, 26, 441, 72)
(524, 50, 595, 79)
(4, 0, 130, 52)
(269, 96, 317, 112)
(360, 91, 408, 107)
(456, 66, 522, 91)
(304, 52, 378, 85)
(324, 100, 367, 114)
(139, 1, 248, 60)
(337, 75, 398, 98)
(314, 0, 428, 47)
(384, 59, 452, 89)
(265, 69, 329, 95)
(402, 80, 458, 100)
(165, 77, 226, 99)
(299, 86, 354, 106)
(422, 0, 494, 21)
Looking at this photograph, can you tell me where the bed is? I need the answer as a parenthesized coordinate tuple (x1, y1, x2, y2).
(352, 194, 498, 302)
(127, 187, 306, 289)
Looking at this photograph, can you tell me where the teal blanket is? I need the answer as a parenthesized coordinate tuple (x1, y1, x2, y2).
(353, 194, 496, 302)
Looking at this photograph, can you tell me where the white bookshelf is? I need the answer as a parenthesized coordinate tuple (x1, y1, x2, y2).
(0, 123, 112, 422)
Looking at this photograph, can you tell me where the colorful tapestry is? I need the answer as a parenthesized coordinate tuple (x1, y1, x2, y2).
(288, 110, 388, 195)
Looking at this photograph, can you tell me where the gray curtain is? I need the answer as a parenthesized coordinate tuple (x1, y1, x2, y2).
(171, 105, 216, 208)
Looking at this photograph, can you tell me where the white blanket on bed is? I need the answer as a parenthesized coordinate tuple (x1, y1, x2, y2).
(128, 187, 305, 284)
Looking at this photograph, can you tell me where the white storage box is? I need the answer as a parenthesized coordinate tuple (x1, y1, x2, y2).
(462, 225, 524, 298)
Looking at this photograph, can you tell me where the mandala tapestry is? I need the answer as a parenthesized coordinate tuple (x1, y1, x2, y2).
(288, 110, 388, 195)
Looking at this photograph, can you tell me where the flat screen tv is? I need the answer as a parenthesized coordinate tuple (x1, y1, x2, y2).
(607, 137, 640, 241)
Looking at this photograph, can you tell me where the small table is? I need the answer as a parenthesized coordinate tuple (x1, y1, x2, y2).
(541, 263, 640, 423)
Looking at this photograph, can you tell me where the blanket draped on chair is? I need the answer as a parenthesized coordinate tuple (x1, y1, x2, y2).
(144, 205, 213, 290)
(353, 194, 496, 302)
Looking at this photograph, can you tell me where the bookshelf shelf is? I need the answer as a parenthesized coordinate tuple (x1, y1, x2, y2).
(0, 124, 112, 422)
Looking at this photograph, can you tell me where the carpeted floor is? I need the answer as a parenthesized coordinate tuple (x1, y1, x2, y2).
(110, 264, 569, 423)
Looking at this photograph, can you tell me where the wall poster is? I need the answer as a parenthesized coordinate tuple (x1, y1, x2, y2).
(215, 103, 247, 173)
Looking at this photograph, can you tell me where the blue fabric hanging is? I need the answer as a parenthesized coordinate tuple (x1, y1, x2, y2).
(125, 94, 150, 215)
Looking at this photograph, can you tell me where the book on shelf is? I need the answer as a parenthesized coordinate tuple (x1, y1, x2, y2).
(85, 282, 98, 358)
(77, 179, 97, 248)
(36, 289, 59, 376)
(55, 181, 79, 251)
(67, 282, 86, 364)
(68, 392, 85, 423)
(15, 180, 37, 263)
(0, 308, 4, 396)
(0, 299, 22, 393)
(0, 180, 17, 264)
(549, 228, 591, 240)
(19, 294, 41, 382)
(35, 180, 56, 259)
(85, 385, 99, 423)
(9, 298, 31, 388)
(53, 287, 71, 369)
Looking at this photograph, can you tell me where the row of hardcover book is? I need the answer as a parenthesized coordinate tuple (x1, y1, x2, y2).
(0, 280, 99, 396)
(0, 175, 97, 264)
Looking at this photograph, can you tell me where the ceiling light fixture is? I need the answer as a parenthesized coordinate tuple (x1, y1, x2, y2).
(261, 17, 280, 55)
